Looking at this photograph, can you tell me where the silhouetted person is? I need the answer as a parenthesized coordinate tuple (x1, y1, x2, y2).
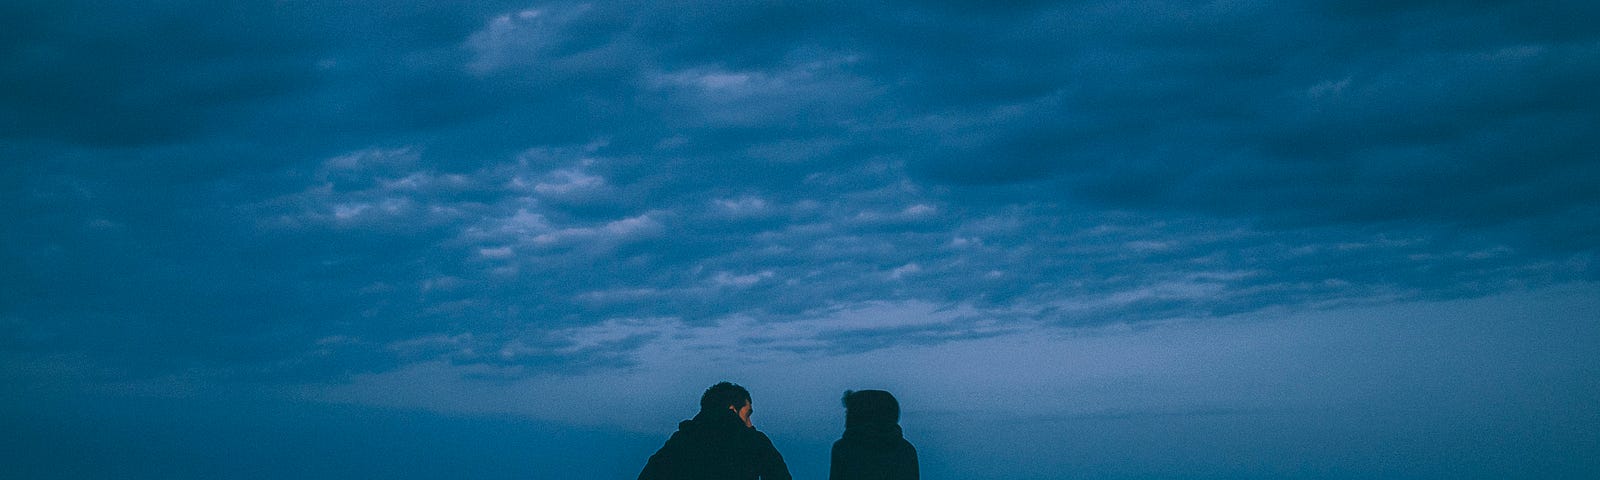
(830, 390, 918, 480)
(638, 382, 792, 480)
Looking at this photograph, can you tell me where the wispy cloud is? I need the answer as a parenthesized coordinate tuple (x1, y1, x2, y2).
(1, 0, 1593, 385)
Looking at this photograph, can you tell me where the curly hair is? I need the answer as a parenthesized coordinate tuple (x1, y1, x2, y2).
(700, 381, 752, 412)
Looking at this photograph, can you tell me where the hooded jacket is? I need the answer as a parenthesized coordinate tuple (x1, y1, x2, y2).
(829, 423, 918, 480)
(638, 408, 792, 480)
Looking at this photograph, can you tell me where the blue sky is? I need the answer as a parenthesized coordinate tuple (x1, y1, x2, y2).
(3, 1, 1598, 479)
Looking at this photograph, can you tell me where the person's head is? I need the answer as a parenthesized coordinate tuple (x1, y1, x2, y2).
(700, 381, 753, 427)
(842, 389, 900, 428)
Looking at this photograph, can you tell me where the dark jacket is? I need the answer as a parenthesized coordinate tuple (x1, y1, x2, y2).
(829, 423, 918, 480)
(638, 409, 792, 480)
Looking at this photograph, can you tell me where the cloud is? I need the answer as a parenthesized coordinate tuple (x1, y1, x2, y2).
(531, 167, 606, 196)
(644, 54, 878, 127)
(710, 270, 775, 288)
(1, 1, 1594, 387)
(528, 213, 663, 247)
(464, 4, 626, 76)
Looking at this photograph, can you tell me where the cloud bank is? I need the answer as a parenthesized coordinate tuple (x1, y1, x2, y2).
(2, 0, 1595, 384)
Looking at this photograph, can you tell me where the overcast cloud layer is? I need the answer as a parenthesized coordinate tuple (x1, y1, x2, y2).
(6, 0, 1596, 379)
(3, 1, 1598, 478)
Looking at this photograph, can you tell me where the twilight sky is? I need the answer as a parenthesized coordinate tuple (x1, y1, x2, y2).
(3, 1, 1598, 479)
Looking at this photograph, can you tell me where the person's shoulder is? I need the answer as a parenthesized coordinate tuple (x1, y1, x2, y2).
(748, 427, 777, 444)
(655, 420, 698, 446)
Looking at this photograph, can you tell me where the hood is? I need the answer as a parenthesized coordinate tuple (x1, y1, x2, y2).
(842, 422, 903, 446)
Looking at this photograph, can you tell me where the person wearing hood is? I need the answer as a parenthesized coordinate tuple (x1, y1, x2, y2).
(830, 389, 919, 480)
(638, 382, 792, 480)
